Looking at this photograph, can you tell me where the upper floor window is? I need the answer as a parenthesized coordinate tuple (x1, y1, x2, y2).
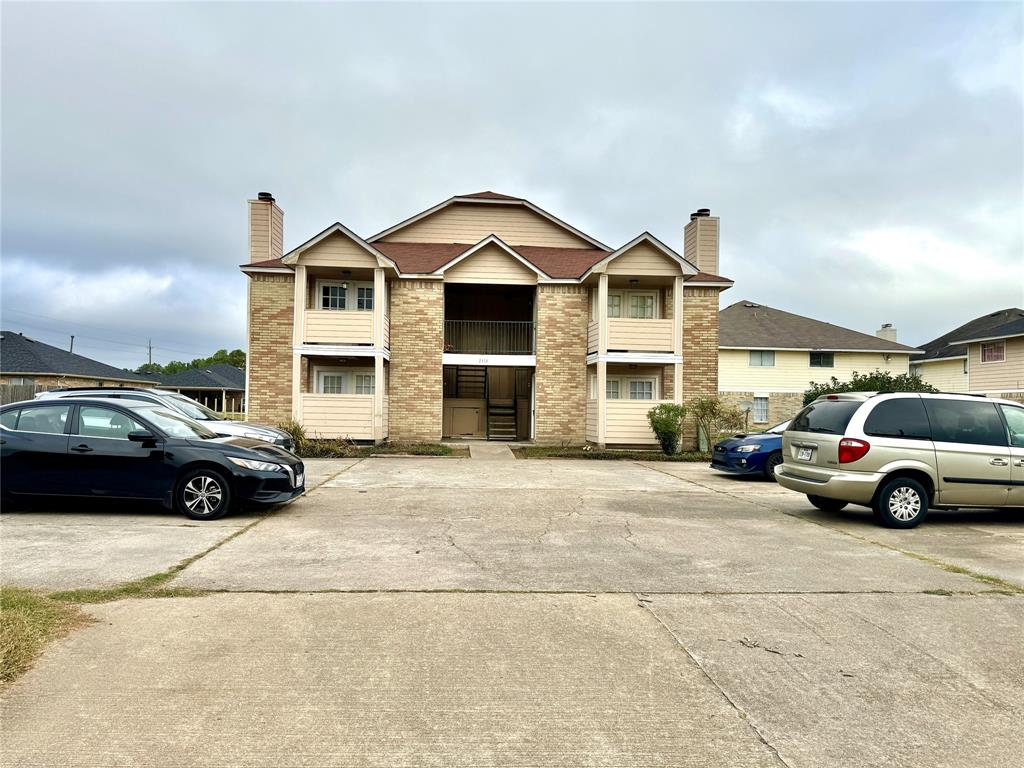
(357, 287, 374, 312)
(606, 379, 620, 400)
(981, 341, 1005, 363)
(749, 351, 775, 367)
(607, 293, 622, 318)
(319, 282, 347, 310)
(809, 352, 834, 368)
(628, 294, 655, 319)
(607, 290, 657, 319)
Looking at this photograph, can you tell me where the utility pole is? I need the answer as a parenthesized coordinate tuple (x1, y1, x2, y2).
(148, 339, 153, 365)
(69, 335, 75, 353)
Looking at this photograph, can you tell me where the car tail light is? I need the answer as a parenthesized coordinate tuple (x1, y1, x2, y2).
(838, 438, 870, 463)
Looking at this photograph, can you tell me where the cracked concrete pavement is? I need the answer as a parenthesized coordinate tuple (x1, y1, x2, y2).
(2, 457, 1022, 767)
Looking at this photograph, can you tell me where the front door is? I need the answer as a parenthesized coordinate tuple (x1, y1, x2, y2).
(925, 399, 1011, 507)
(66, 405, 170, 499)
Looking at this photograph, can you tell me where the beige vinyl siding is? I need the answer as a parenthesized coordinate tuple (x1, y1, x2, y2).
(269, 204, 284, 259)
(607, 318, 673, 352)
(303, 310, 374, 344)
(249, 203, 271, 262)
(299, 233, 380, 268)
(444, 243, 537, 284)
(968, 337, 1024, 392)
(299, 394, 373, 439)
(913, 358, 967, 392)
(718, 349, 911, 393)
(587, 321, 599, 353)
(605, 400, 667, 445)
(605, 242, 682, 276)
(380, 203, 590, 247)
(586, 397, 598, 442)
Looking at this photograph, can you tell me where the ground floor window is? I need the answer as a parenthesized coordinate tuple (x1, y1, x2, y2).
(606, 379, 620, 399)
(315, 368, 374, 395)
(603, 376, 658, 401)
(753, 396, 769, 423)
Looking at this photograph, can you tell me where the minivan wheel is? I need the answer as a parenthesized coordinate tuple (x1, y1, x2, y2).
(874, 477, 928, 529)
(807, 495, 848, 513)
(176, 468, 231, 521)
(763, 452, 784, 481)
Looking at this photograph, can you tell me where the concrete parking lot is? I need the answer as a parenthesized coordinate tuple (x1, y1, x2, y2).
(2, 458, 1022, 767)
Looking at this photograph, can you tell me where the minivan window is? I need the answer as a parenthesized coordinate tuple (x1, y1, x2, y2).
(864, 398, 931, 440)
(923, 399, 1007, 447)
(999, 405, 1024, 448)
(790, 400, 862, 435)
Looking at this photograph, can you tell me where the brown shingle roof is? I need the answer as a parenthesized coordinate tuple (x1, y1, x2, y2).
(458, 191, 524, 201)
(241, 258, 289, 269)
(373, 241, 611, 278)
(685, 272, 733, 284)
(719, 300, 918, 352)
(372, 242, 469, 273)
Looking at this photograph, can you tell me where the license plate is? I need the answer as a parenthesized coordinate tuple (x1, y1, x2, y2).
(797, 447, 812, 461)
(295, 472, 304, 488)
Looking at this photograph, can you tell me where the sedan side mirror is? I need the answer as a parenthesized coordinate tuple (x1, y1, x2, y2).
(127, 430, 157, 443)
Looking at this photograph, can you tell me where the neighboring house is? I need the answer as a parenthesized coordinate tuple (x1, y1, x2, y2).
(718, 301, 919, 426)
(0, 330, 157, 398)
(241, 191, 733, 447)
(911, 308, 1024, 401)
(158, 364, 246, 411)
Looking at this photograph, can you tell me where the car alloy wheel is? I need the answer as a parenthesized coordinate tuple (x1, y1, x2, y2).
(183, 475, 223, 516)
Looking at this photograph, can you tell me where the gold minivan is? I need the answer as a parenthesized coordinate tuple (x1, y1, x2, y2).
(775, 392, 1024, 527)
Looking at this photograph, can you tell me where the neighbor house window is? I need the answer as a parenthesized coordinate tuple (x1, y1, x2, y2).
(628, 294, 655, 319)
(355, 374, 375, 395)
(810, 352, 834, 368)
(606, 379, 621, 399)
(753, 397, 769, 423)
(607, 293, 622, 318)
(357, 286, 374, 311)
(981, 341, 1005, 363)
(749, 351, 775, 367)
(7, 377, 34, 385)
(319, 282, 347, 310)
(629, 380, 654, 400)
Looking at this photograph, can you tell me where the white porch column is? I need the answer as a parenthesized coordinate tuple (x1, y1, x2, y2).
(596, 273, 609, 446)
(373, 268, 385, 348)
(596, 360, 607, 448)
(291, 265, 306, 421)
(673, 275, 684, 405)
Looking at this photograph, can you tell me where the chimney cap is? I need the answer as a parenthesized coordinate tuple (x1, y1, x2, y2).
(689, 207, 712, 221)
(880, 323, 893, 329)
(257, 192, 275, 202)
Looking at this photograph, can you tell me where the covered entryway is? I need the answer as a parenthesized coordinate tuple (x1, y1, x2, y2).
(442, 365, 533, 441)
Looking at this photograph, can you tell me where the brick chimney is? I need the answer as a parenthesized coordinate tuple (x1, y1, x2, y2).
(248, 192, 284, 263)
(875, 323, 898, 343)
(683, 208, 719, 275)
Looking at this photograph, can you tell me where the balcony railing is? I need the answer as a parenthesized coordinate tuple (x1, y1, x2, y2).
(444, 320, 534, 355)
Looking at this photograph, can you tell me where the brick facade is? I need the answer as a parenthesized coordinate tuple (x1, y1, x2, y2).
(247, 273, 294, 426)
(535, 285, 589, 444)
(681, 286, 721, 449)
(388, 280, 444, 441)
(719, 391, 805, 430)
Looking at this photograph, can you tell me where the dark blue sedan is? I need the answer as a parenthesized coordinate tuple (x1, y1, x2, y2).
(710, 421, 790, 480)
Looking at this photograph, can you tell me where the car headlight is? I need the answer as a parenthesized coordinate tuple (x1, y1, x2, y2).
(227, 456, 284, 472)
(243, 431, 275, 443)
(735, 444, 761, 453)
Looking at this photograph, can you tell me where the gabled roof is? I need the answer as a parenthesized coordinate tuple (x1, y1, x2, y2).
(367, 191, 610, 250)
(914, 308, 1024, 361)
(719, 301, 920, 353)
(0, 331, 159, 382)
(279, 222, 398, 269)
(430, 235, 550, 278)
(580, 232, 700, 279)
(951, 316, 1024, 344)
(373, 241, 610, 279)
(159, 363, 246, 391)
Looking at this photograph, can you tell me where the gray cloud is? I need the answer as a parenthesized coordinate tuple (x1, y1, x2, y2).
(2, 2, 1021, 368)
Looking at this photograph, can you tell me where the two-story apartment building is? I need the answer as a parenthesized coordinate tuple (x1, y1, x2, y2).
(241, 192, 732, 447)
(912, 308, 1024, 401)
(718, 301, 919, 426)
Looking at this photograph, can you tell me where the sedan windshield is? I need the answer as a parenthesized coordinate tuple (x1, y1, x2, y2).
(135, 407, 218, 439)
(166, 393, 221, 421)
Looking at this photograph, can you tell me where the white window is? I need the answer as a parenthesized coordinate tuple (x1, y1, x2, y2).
(749, 350, 775, 367)
(981, 341, 1005, 363)
(628, 293, 655, 319)
(355, 374, 375, 395)
(8, 377, 35, 385)
(607, 293, 622, 318)
(629, 380, 654, 400)
(753, 397, 769, 423)
(320, 374, 346, 394)
(606, 379, 621, 399)
(357, 286, 374, 312)
(319, 281, 347, 310)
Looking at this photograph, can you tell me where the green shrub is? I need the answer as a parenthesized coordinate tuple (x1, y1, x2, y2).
(647, 403, 688, 455)
(687, 396, 745, 451)
(803, 370, 938, 406)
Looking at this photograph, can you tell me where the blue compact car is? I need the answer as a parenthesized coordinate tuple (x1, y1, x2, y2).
(710, 420, 790, 480)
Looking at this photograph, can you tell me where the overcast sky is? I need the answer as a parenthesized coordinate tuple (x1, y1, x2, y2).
(2, 1, 1021, 370)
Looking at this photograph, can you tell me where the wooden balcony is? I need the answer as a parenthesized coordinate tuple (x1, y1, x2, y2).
(298, 393, 381, 439)
(444, 320, 534, 355)
(606, 318, 673, 353)
(605, 399, 672, 445)
(303, 310, 378, 346)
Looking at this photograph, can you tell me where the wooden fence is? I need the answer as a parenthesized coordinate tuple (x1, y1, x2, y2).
(0, 383, 245, 419)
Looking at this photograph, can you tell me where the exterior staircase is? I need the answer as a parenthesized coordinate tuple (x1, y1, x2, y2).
(487, 402, 517, 440)
(456, 366, 486, 398)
